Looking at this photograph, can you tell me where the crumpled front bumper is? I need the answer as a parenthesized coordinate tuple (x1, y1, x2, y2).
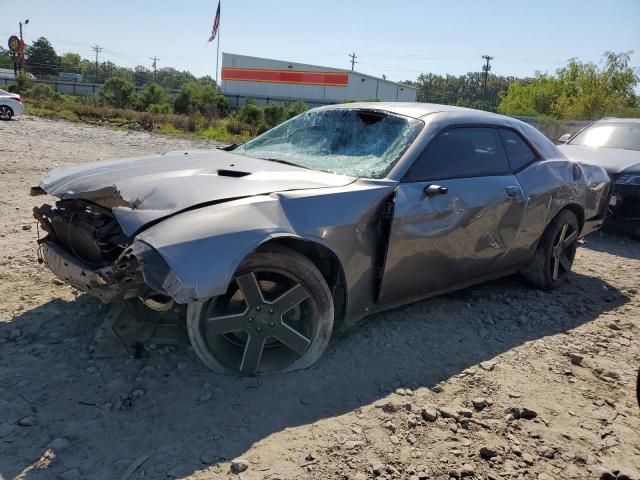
(41, 241, 128, 302)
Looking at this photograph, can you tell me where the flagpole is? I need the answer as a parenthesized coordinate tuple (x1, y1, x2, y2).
(216, 28, 220, 87)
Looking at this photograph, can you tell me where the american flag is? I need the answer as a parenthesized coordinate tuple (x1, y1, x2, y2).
(208, 1, 221, 43)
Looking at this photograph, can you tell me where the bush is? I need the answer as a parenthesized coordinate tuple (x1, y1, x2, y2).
(284, 100, 308, 119)
(25, 83, 55, 100)
(141, 83, 168, 110)
(226, 119, 257, 136)
(238, 103, 263, 127)
(263, 104, 285, 128)
(100, 77, 135, 109)
(147, 103, 172, 114)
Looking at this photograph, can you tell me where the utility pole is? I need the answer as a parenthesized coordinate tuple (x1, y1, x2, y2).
(92, 44, 103, 82)
(150, 56, 159, 82)
(481, 55, 494, 110)
(349, 52, 358, 71)
(18, 19, 29, 72)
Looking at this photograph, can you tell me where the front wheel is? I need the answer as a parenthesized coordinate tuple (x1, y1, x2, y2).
(187, 246, 334, 375)
(521, 209, 579, 290)
(0, 105, 14, 121)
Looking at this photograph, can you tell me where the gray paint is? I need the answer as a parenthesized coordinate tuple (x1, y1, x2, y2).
(558, 144, 640, 176)
(36, 102, 610, 327)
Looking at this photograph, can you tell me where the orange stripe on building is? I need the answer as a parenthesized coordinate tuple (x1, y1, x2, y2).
(221, 67, 349, 86)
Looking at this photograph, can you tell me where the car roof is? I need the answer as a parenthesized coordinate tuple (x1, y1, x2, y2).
(315, 101, 509, 120)
(596, 117, 640, 123)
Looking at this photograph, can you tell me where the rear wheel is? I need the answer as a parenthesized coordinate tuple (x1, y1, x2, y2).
(187, 246, 334, 375)
(0, 105, 13, 121)
(521, 210, 579, 289)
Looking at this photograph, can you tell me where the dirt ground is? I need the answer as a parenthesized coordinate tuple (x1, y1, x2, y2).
(0, 116, 638, 480)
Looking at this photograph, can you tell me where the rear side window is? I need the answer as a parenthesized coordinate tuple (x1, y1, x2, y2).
(406, 127, 509, 181)
(499, 129, 537, 171)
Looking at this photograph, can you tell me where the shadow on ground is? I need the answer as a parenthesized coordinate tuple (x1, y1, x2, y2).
(0, 264, 629, 479)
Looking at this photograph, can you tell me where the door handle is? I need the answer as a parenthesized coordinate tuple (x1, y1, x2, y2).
(505, 186, 519, 197)
(424, 184, 448, 196)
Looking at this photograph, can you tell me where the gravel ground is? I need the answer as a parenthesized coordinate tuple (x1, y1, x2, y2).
(0, 116, 639, 480)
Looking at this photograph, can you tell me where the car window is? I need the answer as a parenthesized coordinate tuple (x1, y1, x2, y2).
(235, 109, 423, 179)
(406, 127, 509, 181)
(499, 129, 537, 171)
(569, 122, 640, 151)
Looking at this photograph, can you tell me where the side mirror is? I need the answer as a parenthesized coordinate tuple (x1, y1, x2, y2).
(558, 133, 572, 144)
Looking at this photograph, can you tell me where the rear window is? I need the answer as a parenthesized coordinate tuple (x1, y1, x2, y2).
(499, 129, 537, 171)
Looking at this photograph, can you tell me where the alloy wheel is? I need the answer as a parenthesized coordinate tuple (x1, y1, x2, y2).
(0, 106, 12, 120)
(550, 221, 578, 281)
(200, 268, 317, 375)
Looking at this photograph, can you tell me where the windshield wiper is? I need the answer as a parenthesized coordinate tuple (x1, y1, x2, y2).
(260, 158, 311, 170)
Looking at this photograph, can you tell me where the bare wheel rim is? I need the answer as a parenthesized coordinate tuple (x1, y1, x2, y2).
(0, 106, 11, 120)
(550, 220, 578, 281)
(200, 267, 318, 375)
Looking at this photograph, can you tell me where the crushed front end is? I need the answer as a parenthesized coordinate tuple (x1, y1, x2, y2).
(33, 199, 173, 307)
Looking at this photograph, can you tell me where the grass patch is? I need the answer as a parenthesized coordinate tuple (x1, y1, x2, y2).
(24, 99, 256, 144)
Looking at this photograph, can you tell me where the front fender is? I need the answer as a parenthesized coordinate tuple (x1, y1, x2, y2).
(134, 195, 298, 303)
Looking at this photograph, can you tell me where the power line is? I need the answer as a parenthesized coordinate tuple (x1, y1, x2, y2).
(481, 55, 494, 110)
(349, 52, 358, 71)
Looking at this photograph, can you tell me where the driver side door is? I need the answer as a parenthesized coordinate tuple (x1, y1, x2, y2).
(379, 127, 527, 304)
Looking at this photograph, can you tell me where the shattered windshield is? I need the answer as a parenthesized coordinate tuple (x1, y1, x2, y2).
(234, 109, 423, 178)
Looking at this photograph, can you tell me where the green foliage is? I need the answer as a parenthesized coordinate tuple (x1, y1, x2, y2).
(283, 100, 309, 119)
(498, 51, 640, 120)
(25, 83, 55, 100)
(25, 37, 59, 77)
(16, 70, 32, 93)
(100, 77, 135, 108)
(238, 102, 263, 127)
(0, 47, 13, 69)
(58, 53, 82, 72)
(405, 72, 514, 111)
(141, 82, 168, 110)
(173, 82, 226, 117)
(263, 104, 285, 128)
(147, 103, 172, 114)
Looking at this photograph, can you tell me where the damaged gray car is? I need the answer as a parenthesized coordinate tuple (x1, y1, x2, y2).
(32, 103, 610, 375)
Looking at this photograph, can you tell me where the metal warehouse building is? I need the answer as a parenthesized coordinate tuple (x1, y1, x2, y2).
(221, 53, 417, 108)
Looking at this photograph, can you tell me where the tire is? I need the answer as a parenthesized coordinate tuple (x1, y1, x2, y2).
(521, 209, 579, 290)
(0, 105, 13, 121)
(187, 245, 334, 375)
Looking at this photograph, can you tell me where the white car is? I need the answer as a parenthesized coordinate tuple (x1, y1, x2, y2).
(0, 88, 24, 120)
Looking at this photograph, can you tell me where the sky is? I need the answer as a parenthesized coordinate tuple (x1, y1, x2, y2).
(1, 0, 639, 83)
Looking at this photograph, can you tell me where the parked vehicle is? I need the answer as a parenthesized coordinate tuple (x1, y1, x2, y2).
(0, 88, 24, 120)
(558, 118, 640, 236)
(32, 103, 610, 375)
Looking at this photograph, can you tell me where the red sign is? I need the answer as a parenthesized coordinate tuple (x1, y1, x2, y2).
(221, 67, 349, 87)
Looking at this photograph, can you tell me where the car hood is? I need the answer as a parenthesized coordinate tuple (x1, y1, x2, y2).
(39, 149, 355, 236)
(558, 144, 640, 176)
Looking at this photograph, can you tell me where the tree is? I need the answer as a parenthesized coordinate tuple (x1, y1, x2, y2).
(100, 77, 135, 108)
(0, 47, 13, 69)
(59, 53, 82, 72)
(133, 65, 152, 86)
(263, 104, 285, 128)
(498, 51, 640, 119)
(141, 82, 168, 110)
(25, 37, 59, 77)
